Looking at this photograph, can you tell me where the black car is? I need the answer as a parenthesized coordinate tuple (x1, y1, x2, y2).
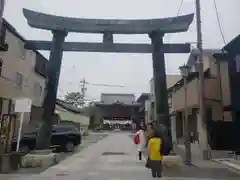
(12, 124, 81, 153)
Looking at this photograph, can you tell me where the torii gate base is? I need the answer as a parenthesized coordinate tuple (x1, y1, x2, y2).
(23, 9, 194, 149)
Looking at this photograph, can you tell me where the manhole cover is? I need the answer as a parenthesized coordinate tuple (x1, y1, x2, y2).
(56, 173, 68, 176)
(102, 152, 125, 155)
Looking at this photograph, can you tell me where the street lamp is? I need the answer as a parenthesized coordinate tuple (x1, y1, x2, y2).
(179, 64, 192, 164)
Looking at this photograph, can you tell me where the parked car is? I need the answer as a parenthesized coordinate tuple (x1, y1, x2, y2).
(12, 124, 81, 153)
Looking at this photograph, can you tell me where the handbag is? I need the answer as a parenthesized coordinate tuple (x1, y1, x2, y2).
(160, 135, 172, 156)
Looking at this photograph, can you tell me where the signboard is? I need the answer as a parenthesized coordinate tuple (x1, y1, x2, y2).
(14, 98, 32, 113)
(13, 98, 32, 152)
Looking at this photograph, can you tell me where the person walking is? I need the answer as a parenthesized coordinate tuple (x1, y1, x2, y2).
(147, 130, 163, 178)
(133, 123, 146, 160)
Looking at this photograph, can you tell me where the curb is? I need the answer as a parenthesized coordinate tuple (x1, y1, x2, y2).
(212, 159, 240, 173)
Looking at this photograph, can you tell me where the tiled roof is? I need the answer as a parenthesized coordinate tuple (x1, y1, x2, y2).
(56, 99, 83, 113)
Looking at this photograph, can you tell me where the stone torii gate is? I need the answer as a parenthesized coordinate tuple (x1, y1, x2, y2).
(23, 8, 194, 149)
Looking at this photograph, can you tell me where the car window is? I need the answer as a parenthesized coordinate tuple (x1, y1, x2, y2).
(52, 125, 79, 133)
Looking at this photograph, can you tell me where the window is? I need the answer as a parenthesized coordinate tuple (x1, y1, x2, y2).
(24, 77, 28, 87)
(235, 55, 240, 72)
(39, 85, 43, 95)
(11, 103, 15, 113)
(0, 60, 2, 76)
(0, 24, 6, 45)
(15, 72, 23, 89)
(33, 82, 43, 97)
(18, 40, 26, 59)
(52, 125, 79, 133)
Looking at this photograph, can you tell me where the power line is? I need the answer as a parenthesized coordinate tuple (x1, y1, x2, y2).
(176, 0, 184, 16)
(212, 0, 227, 45)
(86, 82, 125, 88)
(80, 78, 125, 88)
(166, 0, 184, 42)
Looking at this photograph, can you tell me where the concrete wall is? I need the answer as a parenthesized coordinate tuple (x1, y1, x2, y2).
(0, 28, 46, 124)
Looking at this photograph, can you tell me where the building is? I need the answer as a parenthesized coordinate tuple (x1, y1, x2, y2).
(136, 93, 150, 124)
(0, 19, 47, 135)
(167, 46, 240, 152)
(95, 93, 140, 130)
(212, 35, 240, 151)
(146, 75, 181, 123)
(169, 49, 227, 143)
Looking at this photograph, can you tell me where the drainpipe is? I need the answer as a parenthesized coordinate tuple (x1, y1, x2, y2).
(216, 59, 224, 121)
(0, 0, 5, 35)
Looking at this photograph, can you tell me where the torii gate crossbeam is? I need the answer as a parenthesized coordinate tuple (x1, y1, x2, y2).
(25, 41, 191, 53)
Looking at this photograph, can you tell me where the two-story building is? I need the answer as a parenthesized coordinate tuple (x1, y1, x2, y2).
(0, 19, 47, 130)
(169, 47, 239, 151)
(170, 49, 225, 143)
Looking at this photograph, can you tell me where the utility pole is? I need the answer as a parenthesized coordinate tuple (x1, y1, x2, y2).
(80, 78, 87, 107)
(195, 0, 210, 160)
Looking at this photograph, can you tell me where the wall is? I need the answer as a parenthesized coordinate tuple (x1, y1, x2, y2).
(0, 28, 46, 124)
(150, 75, 181, 94)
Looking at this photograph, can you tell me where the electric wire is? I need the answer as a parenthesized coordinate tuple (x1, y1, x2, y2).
(166, 0, 184, 42)
(212, 0, 227, 45)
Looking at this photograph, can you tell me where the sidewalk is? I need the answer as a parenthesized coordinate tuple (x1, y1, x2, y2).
(212, 158, 240, 172)
(177, 143, 240, 172)
(6, 133, 240, 180)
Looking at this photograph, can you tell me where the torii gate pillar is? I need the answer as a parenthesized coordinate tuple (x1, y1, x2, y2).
(36, 31, 67, 149)
(149, 32, 171, 134)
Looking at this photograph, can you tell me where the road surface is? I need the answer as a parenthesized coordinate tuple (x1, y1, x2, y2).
(3, 133, 240, 180)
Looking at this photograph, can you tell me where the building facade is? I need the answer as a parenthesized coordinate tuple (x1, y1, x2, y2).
(170, 49, 231, 143)
(0, 19, 47, 125)
(136, 93, 149, 124)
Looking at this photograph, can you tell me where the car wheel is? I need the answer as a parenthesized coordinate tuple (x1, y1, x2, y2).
(65, 141, 74, 152)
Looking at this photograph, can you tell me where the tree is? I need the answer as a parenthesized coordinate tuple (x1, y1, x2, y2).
(82, 102, 101, 128)
(64, 92, 83, 107)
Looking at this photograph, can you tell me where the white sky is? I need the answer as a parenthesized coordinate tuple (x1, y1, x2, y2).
(3, 0, 240, 101)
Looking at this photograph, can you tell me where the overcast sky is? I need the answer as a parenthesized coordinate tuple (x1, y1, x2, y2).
(3, 0, 240, 101)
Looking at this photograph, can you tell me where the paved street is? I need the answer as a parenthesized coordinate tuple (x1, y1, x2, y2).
(13, 133, 108, 174)
(2, 132, 239, 180)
